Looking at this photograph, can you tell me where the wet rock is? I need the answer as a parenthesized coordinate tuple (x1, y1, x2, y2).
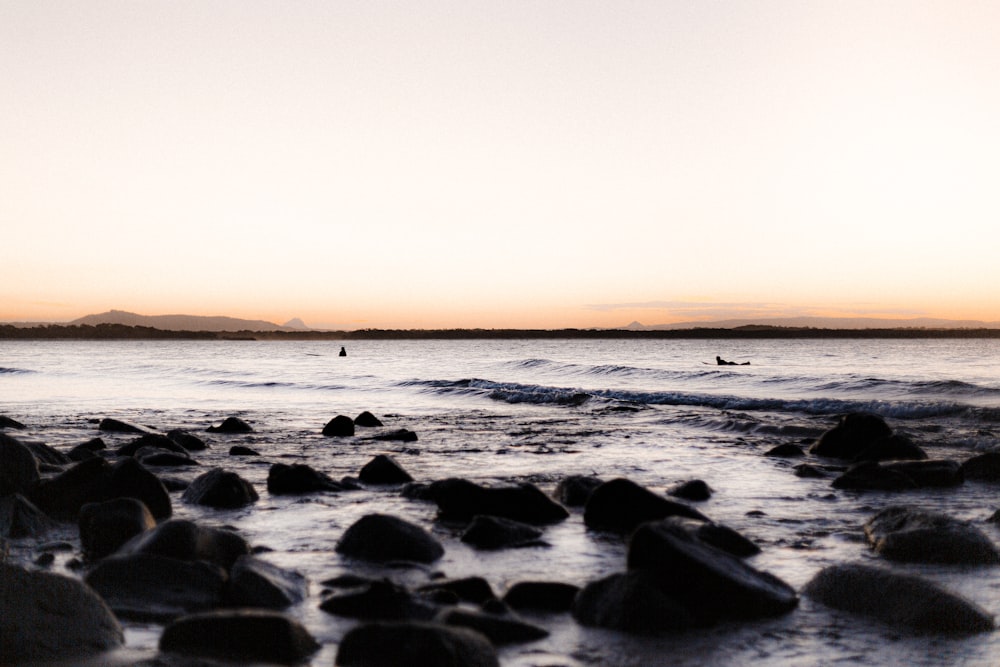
(794, 463, 830, 478)
(664, 516, 761, 557)
(0, 433, 40, 497)
(159, 609, 319, 664)
(854, 434, 927, 462)
(320, 579, 438, 620)
(427, 478, 569, 525)
(359, 454, 414, 485)
(573, 570, 695, 634)
(0, 415, 26, 429)
(230, 445, 261, 456)
(961, 451, 1000, 481)
(336, 513, 444, 564)
(322, 415, 355, 437)
(107, 456, 173, 519)
(79, 497, 156, 560)
(355, 411, 384, 427)
(22, 440, 72, 467)
(182, 468, 259, 508)
(765, 443, 805, 458)
(99, 417, 150, 434)
(117, 433, 189, 457)
(68, 437, 106, 461)
(863, 506, 1000, 564)
(804, 563, 995, 634)
(267, 462, 342, 494)
(29, 457, 110, 520)
(206, 416, 253, 434)
(437, 607, 549, 645)
(371, 428, 418, 442)
(627, 518, 798, 623)
(583, 478, 708, 534)
(810, 412, 893, 459)
(85, 553, 227, 621)
(167, 428, 209, 451)
(117, 519, 250, 570)
(135, 447, 199, 467)
(883, 459, 963, 487)
(460, 514, 545, 550)
(503, 581, 580, 612)
(668, 479, 712, 501)
(831, 461, 918, 491)
(418, 577, 496, 605)
(554, 474, 604, 506)
(0, 493, 57, 538)
(225, 555, 308, 609)
(336, 620, 499, 667)
(0, 562, 123, 662)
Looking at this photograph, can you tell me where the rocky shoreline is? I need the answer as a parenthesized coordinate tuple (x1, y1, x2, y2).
(1, 410, 998, 665)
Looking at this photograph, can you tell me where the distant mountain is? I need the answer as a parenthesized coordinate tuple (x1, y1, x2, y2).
(71, 310, 295, 332)
(283, 318, 310, 330)
(627, 316, 1000, 330)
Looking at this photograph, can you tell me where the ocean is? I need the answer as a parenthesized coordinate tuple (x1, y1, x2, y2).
(3, 337, 1000, 666)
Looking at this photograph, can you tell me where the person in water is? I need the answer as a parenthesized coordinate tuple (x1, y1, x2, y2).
(716, 356, 750, 366)
(339, 347, 347, 357)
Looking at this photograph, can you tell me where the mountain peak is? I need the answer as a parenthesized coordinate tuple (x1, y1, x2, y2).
(283, 318, 310, 330)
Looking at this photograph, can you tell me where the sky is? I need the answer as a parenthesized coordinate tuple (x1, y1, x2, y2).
(2, 1, 999, 330)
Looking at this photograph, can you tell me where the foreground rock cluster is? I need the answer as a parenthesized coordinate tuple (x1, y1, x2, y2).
(1, 409, 997, 665)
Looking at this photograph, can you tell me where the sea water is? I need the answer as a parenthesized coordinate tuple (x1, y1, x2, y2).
(3, 337, 1000, 666)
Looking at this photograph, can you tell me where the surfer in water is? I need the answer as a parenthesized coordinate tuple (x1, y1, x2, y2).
(716, 356, 750, 366)
(339, 346, 347, 357)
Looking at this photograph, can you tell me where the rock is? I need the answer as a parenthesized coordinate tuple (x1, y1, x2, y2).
(117, 433, 189, 457)
(135, 447, 199, 467)
(359, 454, 414, 485)
(0, 433, 40, 497)
(663, 516, 761, 557)
(573, 570, 695, 634)
(206, 416, 253, 433)
(0, 415, 26, 429)
(320, 579, 438, 620)
(336, 621, 499, 667)
(267, 462, 342, 494)
(765, 443, 805, 458)
(117, 519, 250, 570)
(804, 563, 994, 634)
(794, 463, 830, 478)
(79, 497, 156, 560)
(0, 562, 123, 662)
(583, 478, 708, 534)
(0, 493, 57, 538)
(355, 411, 384, 427)
(810, 412, 893, 459)
(437, 607, 549, 645)
(159, 609, 319, 664)
(668, 479, 712, 501)
(371, 428, 418, 442)
(418, 577, 496, 605)
(863, 506, 1000, 564)
(627, 519, 798, 623)
(854, 434, 927, 462)
(427, 478, 569, 525)
(68, 438, 105, 461)
(554, 475, 604, 506)
(21, 440, 72, 467)
(229, 445, 261, 456)
(961, 451, 1000, 481)
(29, 457, 110, 520)
(167, 428, 209, 451)
(225, 555, 308, 609)
(106, 456, 173, 519)
(831, 461, 918, 491)
(85, 553, 227, 621)
(882, 460, 963, 487)
(99, 417, 150, 434)
(336, 513, 444, 564)
(322, 415, 355, 437)
(503, 581, 580, 612)
(182, 468, 259, 508)
(460, 515, 545, 550)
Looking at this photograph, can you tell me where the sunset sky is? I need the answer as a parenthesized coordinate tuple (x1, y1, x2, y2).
(3, 1, 999, 329)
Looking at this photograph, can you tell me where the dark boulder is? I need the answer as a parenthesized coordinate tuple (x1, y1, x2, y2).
(460, 515, 545, 550)
(99, 417, 150, 434)
(117, 433, 189, 457)
(667, 479, 712, 501)
(794, 463, 830, 478)
(810, 412, 893, 459)
(961, 451, 1000, 481)
(68, 437, 106, 461)
(359, 454, 414, 485)
(427, 478, 569, 525)
(106, 456, 172, 519)
(336, 621, 499, 667)
(765, 443, 805, 458)
(320, 579, 438, 620)
(207, 416, 253, 434)
(84, 553, 227, 621)
(663, 516, 761, 557)
(29, 457, 110, 520)
(503, 581, 580, 612)
(337, 513, 444, 564)
(864, 506, 1000, 564)
(225, 555, 308, 609)
(583, 478, 708, 534)
(79, 497, 156, 560)
(135, 447, 199, 467)
(371, 428, 418, 442)
(116, 519, 250, 570)
(182, 468, 259, 508)
(418, 577, 496, 605)
(554, 475, 604, 506)
(168, 428, 209, 451)
(883, 459, 963, 487)
(160, 609, 319, 664)
(573, 570, 695, 634)
(21, 440, 72, 467)
(0, 433, 40, 497)
(230, 445, 261, 456)
(854, 434, 927, 462)
(804, 563, 994, 634)
(267, 462, 342, 494)
(437, 607, 549, 645)
(322, 415, 355, 437)
(0, 562, 123, 662)
(627, 519, 798, 623)
(0, 493, 57, 538)
(0, 415, 26, 429)
(355, 411, 384, 427)
(831, 461, 918, 491)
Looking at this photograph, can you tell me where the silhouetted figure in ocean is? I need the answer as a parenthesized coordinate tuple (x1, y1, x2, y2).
(716, 356, 750, 366)
(339, 347, 347, 357)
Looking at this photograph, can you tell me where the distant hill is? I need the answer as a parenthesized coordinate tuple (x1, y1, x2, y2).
(71, 310, 296, 332)
(626, 316, 1000, 330)
(283, 317, 310, 330)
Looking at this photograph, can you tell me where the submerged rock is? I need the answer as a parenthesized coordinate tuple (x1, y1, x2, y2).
(573, 570, 695, 634)
(267, 462, 342, 494)
(810, 412, 893, 459)
(206, 416, 253, 434)
(834, 460, 963, 491)
(182, 468, 259, 508)
(355, 411, 384, 427)
(98, 417, 150, 434)
(460, 514, 545, 550)
(225, 555, 308, 609)
(116, 518, 250, 570)
(320, 579, 438, 620)
(437, 607, 549, 645)
(554, 474, 604, 506)
(359, 454, 414, 485)
(804, 563, 995, 634)
(336, 621, 499, 667)
(79, 497, 156, 560)
(427, 478, 569, 525)
(863, 506, 1000, 564)
(583, 478, 708, 534)
(418, 577, 496, 605)
(167, 428, 209, 451)
(336, 513, 444, 564)
(159, 609, 319, 664)
(667, 479, 713, 501)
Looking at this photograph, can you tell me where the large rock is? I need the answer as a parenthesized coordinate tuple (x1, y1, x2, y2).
(168, 428, 209, 451)
(0, 433, 40, 497)
(117, 433, 189, 457)
(668, 479, 712, 501)
(225, 555, 308, 609)
(833, 460, 963, 491)
(627, 519, 798, 623)
(21, 439, 72, 467)
(182, 468, 259, 508)
(810, 413, 893, 459)
(437, 607, 549, 645)
(0, 562, 123, 662)
(79, 497, 156, 560)
(116, 518, 250, 569)
(320, 579, 439, 620)
(853, 434, 927, 462)
(554, 475, 603, 506)
(0, 493, 56, 538)
(267, 462, 342, 494)
(159, 609, 319, 664)
(460, 514, 545, 550)
(961, 451, 1000, 481)
(583, 478, 708, 534)
(502, 581, 580, 612)
(0, 415, 26, 429)
(804, 563, 994, 634)
(206, 416, 253, 433)
(336, 621, 499, 667)
(355, 411, 384, 427)
(359, 454, 414, 485)
(427, 478, 569, 525)
(322, 415, 355, 437)
(863, 506, 1000, 564)
(106, 456, 173, 519)
(336, 513, 444, 564)
(573, 570, 695, 634)
(99, 417, 150, 434)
